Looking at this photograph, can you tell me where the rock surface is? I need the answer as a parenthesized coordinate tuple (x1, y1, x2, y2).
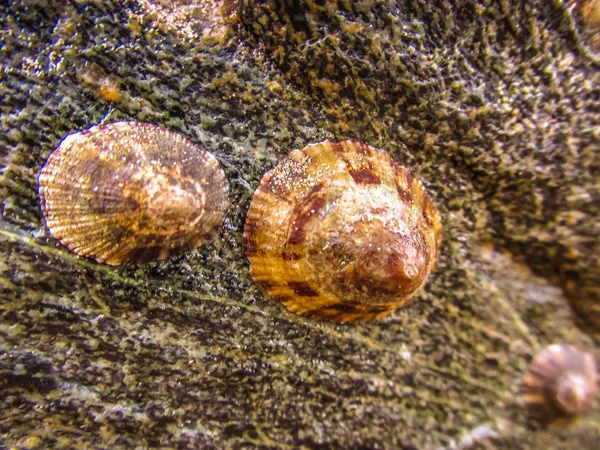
(1, 0, 599, 448)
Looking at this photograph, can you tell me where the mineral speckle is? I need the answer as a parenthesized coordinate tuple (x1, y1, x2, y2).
(133, 0, 238, 45)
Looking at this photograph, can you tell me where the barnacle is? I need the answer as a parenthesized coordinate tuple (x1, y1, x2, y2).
(522, 344, 598, 426)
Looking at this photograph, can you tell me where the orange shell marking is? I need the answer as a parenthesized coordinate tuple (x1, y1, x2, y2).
(243, 140, 441, 322)
(38, 122, 229, 265)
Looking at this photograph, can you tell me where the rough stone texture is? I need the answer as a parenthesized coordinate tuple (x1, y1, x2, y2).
(0, 0, 599, 448)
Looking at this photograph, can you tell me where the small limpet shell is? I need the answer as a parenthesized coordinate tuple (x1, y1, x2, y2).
(38, 122, 229, 265)
(243, 140, 441, 322)
(522, 344, 598, 427)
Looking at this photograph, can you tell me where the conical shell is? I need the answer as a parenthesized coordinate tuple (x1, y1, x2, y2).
(243, 140, 441, 322)
(522, 344, 598, 426)
(38, 122, 229, 265)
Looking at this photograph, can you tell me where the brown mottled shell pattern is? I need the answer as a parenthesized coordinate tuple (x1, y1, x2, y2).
(38, 122, 229, 265)
(243, 140, 442, 322)
(522, 344, 598, 426)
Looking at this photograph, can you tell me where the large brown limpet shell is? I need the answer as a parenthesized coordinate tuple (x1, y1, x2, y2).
(38, 122, 229, 265)
(522, 344, 598, 427)
(243, 140, 442, 322)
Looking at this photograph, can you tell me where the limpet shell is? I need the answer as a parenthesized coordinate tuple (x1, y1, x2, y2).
(38, 122, 229, 265)
(243, 140, 441, 322)
(522, 344, 598, 427)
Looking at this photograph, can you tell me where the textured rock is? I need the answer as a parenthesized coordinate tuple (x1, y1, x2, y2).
(0, 0, 599, 448)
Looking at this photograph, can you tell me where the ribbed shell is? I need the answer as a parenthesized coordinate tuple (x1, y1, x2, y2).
(243, 140, 442, 322)
(38, 122, 229, 265)
(522, 344, 598, 426)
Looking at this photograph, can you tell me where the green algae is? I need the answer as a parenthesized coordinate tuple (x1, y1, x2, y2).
(0, 0, 599, 448)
